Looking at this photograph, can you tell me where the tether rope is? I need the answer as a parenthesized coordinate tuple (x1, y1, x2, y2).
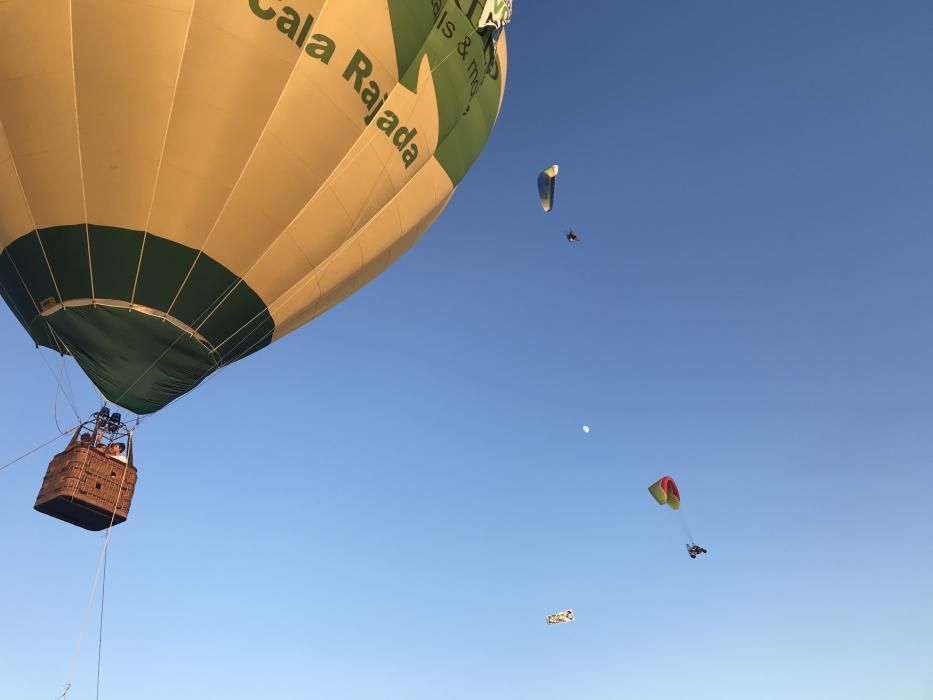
(96, 546, 107, 700)
(0, 427, 76, 474)
(60, 450, 132, 700)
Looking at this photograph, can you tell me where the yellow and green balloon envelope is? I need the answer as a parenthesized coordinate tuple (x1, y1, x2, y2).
(0, 0, 509, 414)
(648, 476, 681, 510)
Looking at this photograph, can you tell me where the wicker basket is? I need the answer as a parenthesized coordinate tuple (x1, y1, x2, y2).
(34, 445, 138, 531)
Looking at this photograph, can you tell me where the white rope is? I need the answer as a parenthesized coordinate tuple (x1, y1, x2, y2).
(96, 545, 107, 700)
(0, 426, 76, 473)
(67, 432, 97, 503)
(60, 356, 80, 415)
(61, 452, 132, 699)
(53, 359, 67, 432)
(0, 269, 35, 323)
(2, 240, 44, 314)
(44, 326, 99, 418)
(130, 0, 197, 307)
(36, 349, 82, 424)
(676, 510, 695, 544)
(66, 0, 95, 303)
(0, 140, 64, 308)
(0, 123, 80, 417)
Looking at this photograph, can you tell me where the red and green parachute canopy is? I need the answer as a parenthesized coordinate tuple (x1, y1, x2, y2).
(648, 476, 680, 510)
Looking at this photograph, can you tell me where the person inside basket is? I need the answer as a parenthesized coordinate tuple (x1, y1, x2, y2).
(106, 442, 128, 464)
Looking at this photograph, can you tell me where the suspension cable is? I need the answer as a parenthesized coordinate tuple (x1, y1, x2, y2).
(61, 454, 131, 699)
(0, 427, 76, 473)
(96, 546, 107, 700)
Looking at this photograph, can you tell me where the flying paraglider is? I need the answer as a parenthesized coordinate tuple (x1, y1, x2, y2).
(649, 476, 709, 558)
(537, 164, 582, 244)
(648, 476, 681, 510)
(686, 544, 708, 559)
(537, 165, 558, 213)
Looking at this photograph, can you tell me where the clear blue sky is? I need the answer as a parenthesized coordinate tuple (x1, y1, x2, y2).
(2, 2, 933, 698)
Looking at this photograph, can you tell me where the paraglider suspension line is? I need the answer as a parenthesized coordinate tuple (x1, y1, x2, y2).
(675, 511, 695, 545)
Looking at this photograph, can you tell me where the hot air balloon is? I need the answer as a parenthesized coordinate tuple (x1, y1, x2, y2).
(0, 0, 509, 414)
(0, 0, 510, 528)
